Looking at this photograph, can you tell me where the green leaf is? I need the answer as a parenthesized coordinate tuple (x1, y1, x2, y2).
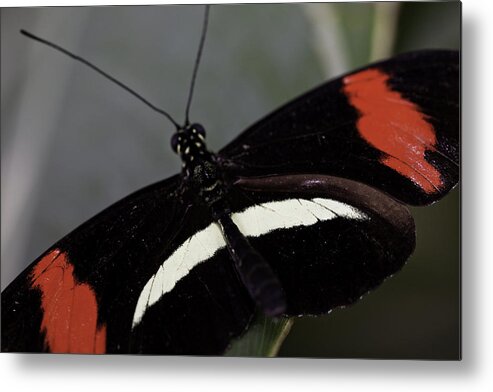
(224, 313, 293, 357)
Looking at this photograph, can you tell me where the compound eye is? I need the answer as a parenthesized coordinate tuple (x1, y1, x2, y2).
(192, 123, 206, 138)
(171, 133, 181, 153)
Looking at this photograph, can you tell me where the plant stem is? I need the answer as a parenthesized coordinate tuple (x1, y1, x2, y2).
(370, 2, 401, 61)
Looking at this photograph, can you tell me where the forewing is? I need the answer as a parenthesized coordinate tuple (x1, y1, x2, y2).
(1, 175, 254, 354)
(219, 50, 459, 206)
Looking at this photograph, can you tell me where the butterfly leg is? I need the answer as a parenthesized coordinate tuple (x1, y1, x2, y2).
(215, 212, 286, 317)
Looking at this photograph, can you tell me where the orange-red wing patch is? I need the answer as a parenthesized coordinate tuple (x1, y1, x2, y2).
(30, 249, 106, 353)
(343, 68, 443, 194)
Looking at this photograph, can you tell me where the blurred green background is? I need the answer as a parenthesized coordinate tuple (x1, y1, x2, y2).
(1, 2, 460, 359)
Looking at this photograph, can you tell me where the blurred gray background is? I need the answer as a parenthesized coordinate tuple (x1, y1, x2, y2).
(1, 2, 460, 358)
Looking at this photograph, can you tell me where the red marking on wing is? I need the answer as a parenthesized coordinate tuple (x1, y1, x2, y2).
(343, 68, 442, 194)
(30, 249, 106, 354)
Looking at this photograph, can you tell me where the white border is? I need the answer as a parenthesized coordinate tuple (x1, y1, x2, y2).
(0, 0, 310, 6)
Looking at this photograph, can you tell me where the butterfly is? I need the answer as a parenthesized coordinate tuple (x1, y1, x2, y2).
(1, 7, 459, 355)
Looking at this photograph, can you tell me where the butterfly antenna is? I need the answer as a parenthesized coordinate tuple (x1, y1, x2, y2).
(184, 5, 210, 126)
(20, 29, 181, 130)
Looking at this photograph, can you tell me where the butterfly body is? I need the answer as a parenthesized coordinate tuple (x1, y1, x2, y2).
(173, 124, 230, 208)
(172, 123, 287, 316)
(2, 49, 459, 355)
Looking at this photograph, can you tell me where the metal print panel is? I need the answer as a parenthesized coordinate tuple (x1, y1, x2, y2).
(1, 2, 460, 358)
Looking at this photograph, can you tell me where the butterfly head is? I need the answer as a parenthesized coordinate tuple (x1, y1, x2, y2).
(171, 123, 211, 168)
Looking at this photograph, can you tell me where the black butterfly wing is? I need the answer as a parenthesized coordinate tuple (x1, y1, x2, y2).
(1, 175, 254, 354)
(123, 173, 415, 348)
(219, 50, 460, 206)
(226, 174, 415, 315)
(130, 245, 254, 355)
